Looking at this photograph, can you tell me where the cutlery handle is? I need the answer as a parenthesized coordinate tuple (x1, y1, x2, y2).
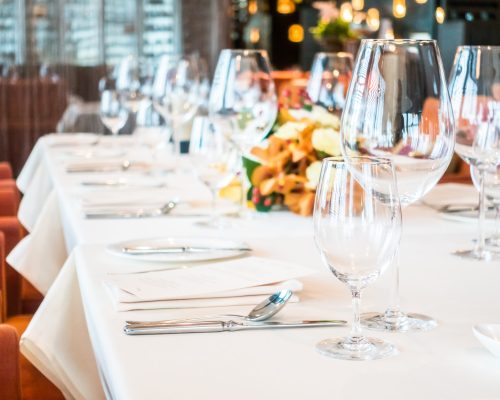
(124, 321, 224, 335)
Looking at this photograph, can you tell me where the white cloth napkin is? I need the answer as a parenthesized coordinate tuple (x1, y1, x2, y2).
(105, 256, 312, 311)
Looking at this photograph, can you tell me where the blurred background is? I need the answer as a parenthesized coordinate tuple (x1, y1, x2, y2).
(0, 0, 499, 174)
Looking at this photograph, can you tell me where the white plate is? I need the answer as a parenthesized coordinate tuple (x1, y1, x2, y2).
(107, 237, 250, 263)
(439, 209, 496, 224)
(473, 324, 500, 359)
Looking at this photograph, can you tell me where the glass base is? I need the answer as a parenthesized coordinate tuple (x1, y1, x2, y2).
(486, 236, 500, 250)
(316, 336, 397, 361)
(361, 309, 437, 332)
(195, 217, 233, 229)
(453, 248, 499, 261)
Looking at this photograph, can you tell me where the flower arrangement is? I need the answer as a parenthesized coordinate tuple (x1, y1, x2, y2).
(244, 103, 342, 216)
(310, 2, 358, 51)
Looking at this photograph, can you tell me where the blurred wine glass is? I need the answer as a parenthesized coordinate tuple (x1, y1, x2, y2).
(152, 55, 200, 157)
(313, 156, 401, 360)
(341, 39, 455, 332)
(209, 49, 277, 214)
(471, 164, 500, 250)
(99, 74, 129, 136)
(449, 46, 500, 260)
(189, 121, 239, 228)
(115, 55, 145, 114)
(307, 52, 353, 115)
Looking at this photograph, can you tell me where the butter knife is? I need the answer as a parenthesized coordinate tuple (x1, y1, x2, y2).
(122, 245, 252, 255)
(124, 319, 347, 335)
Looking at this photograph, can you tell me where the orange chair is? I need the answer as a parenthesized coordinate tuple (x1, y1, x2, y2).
(0, 161, 14, 180)
(0, 232, 63, 400)
(0, 324, 22, 400)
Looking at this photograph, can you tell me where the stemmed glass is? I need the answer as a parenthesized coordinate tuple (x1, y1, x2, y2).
(115, 55, 145, 115)
(341, 39, 455, 332)
(313, 156, 401, 360)
(449, 46, 500, 260)
(153, 56, 200, 157)
(471, 165, 500, 250)
(307, 52, 353, 116)
(189, 122, 240, 228)
(99, 74, 129, 136)
(209, 49, 277, 213)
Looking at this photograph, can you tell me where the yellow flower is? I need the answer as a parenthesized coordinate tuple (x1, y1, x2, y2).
(305, 161, 322, 189)
(274, 121, 309, 140)
(310, 106, 341, 129)
(312, 128, 341, 156)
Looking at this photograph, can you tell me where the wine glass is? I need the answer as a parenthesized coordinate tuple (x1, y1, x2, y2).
(471, 164, 500, 251)
(449, 46, 500, 260)
(313, 156, 401, 361)
(307, 52, 353, 116)
(152, 55, 200, 156)
(209, 49, 277, 213)
(189, 121, 240, 228)
(115, 55, 146, 115)
(99, 75, 129, 136)
(341, 39, 455, 332)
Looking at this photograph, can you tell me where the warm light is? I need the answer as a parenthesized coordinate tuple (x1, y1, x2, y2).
(393, 0, 406, 18)
(250, 27, 260, 43)
(415, 0, 427, 3)
(366, 8, 380, 31)
(340, 2, 353, 22)
(249, 0, 258, 14)
(351, 0, 364, 11)
(435, 6, 445, 23)
(277, 0, 296, 14)
(353, 12, 365, 24)
(288, 24, 304, 43)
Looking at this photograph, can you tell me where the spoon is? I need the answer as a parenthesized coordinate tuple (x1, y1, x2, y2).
(125, 289, 293, 326)
(84, 200, 177, 219)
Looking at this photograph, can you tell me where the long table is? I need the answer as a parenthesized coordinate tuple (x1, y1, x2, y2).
(9, 134, 500, 400)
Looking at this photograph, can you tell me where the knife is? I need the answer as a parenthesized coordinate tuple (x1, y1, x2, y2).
(122, 245, 252, 255)
(124, 319, 347, 335)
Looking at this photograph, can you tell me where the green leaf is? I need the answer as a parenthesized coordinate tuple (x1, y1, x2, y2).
(242, 156, 261, 182)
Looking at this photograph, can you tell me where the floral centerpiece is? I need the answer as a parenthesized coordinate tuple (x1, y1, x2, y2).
(243, 102, 342, 216)
(310, 2, 358, 52)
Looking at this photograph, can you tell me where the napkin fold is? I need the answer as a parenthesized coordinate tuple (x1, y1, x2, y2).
(104, 256, 312, 311)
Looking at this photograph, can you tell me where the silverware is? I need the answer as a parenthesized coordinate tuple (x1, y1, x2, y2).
(126, 289, 290, 326)
(123, 319, 348, 335)
(84, 200, 177, 219)
(67, 160, 149, 173)
(122, 245, 252, 255)
(81, 180, 167, 188)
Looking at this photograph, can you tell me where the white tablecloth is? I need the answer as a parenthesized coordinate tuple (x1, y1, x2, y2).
(10, 134, 500, 400)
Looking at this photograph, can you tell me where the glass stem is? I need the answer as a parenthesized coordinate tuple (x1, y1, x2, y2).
(350, 289, 362, 339)
(494, 204, 500, 240)
(172, 119, 181, 157)
(387, 249, 401, 315)
(210, 187, 218, 225)
(476, 168, 487, 255)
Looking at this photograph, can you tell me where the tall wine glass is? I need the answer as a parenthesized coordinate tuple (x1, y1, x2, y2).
(115, 55, 145, 114)
(341, 39, 455, 332)
(209, 49, 277, 213)
(314, 156, 401, 360)
(449, 46, 500, 260)
(153, 56, 200, 157)
(189, 121, 240, 228)
(307, 52, 353, 116)
(471, 164, 500, 250)
(99, 75, 129, 136)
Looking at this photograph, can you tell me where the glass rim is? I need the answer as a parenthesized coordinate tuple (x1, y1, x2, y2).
(322, 156, 394, 166)
(220, 48, 269, 56)
(314, 51, 353, 59)
(457, 45, 500, 51)
(361, 39, 436, 46)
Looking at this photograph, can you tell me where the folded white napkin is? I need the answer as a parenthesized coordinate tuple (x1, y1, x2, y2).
(47, 133, 99, 147)
(104, 256, 312, 311)
(65, 160, 152, 173)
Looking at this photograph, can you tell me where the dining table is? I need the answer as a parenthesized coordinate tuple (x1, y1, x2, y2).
(8, 133, 500, 400)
